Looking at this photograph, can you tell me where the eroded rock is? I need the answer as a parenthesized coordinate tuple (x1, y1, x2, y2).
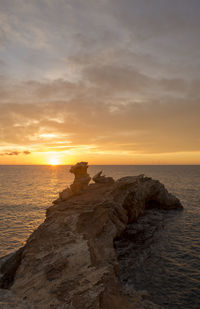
(70, 161, 91, 194)
(0, 168, 183, 309)
(56, 162, 91, 202)
(93, 171, 115, 184)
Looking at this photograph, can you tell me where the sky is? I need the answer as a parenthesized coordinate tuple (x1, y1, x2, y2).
(0, 0, 200, 165)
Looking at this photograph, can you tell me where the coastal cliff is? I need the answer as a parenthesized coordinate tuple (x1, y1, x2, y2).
(0, 163, 183, 309)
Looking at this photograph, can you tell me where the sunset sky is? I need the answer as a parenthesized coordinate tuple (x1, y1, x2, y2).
(0, 0, 200, 165)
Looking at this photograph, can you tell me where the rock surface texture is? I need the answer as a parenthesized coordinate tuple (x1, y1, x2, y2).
(0, 170, 183, 309)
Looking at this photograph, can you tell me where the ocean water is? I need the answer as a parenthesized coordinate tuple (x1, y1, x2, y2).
(0, 165, 199, 308)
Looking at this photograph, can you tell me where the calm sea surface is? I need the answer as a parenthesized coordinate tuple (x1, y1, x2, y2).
(0, 165, 199, 308)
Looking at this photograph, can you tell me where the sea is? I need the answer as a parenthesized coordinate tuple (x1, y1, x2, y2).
(0, 165, 199, 308)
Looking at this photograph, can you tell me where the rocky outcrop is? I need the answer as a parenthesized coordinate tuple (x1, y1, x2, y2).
(115, 209, 167, 288)
(0, 169, 183, 309)
(92, 171, 114, 184)
(69, 162, 91, 194)
(57, 162, 91, 202)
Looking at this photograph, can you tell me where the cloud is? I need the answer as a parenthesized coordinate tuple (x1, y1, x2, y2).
(23, 150, 31, 155)
(1, 0, 200, 81)
(0, 95, 199, 155)
(0, 150, 31, 156)
(0, 0, 200, 162)
(0, 63, 199, 157)
(1, 67, 198, 107)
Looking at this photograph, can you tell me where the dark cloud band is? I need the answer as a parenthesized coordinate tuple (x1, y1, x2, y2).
(0, 151, 31, 156)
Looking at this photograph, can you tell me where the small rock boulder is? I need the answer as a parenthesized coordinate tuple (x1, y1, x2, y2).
(92, 171, 115, 184)
(58, 187, 72, 201)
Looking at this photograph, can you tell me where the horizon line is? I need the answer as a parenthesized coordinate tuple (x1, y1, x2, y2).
(0, 164, 199, 166)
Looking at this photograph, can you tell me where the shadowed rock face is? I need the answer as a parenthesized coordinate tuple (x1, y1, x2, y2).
(0, 247, 24, 289)
(0, 173, 182, 309)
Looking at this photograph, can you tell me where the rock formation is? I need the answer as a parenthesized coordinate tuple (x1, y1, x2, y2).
(57, 162, 91, 202)
(92, 171, 114, 184)
(69, 162, 91, 194)
(0, 166, 183, 309)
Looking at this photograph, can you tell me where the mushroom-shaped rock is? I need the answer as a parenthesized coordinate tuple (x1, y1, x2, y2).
(55, 162, 91, 203)
(70, 162, 91, 194)
(92, 171, 115, 184)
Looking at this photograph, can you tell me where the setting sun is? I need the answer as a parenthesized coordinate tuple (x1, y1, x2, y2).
(49, 158, 60, 166)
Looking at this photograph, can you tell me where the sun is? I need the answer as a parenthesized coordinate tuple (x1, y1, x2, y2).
(49, 158, 60, 166)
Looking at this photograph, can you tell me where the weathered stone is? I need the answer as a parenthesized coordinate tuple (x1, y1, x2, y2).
(0, 247, 24, 289)
(70, 161, 91, 194)
(59, 187, 72, 201)
(0, 165, 183, 308)
(0, 289, 33, 309)
(0, 172, 182, 308)
(56, 162, 91, 202)
(93, 171, 115, 184)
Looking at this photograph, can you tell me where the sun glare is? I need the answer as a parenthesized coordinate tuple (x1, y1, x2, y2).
(49, 158, 60, 165)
